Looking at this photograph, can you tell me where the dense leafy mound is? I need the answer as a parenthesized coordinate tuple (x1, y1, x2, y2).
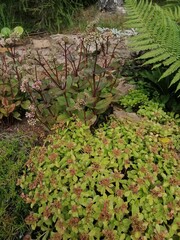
(19, 118, 180, 239)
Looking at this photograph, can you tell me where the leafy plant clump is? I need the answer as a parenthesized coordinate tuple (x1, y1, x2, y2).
(119, 88, 180, 124)
(0, 26, 30, 123)
(0, 132, 35, 240)
(119, 89, 149, 111)
(21, 30, 123, 128)
(19, 118, 180, 239)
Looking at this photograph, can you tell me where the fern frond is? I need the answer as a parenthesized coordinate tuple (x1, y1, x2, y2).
(169, 69, 180, 86)
(144, 53, 170, 65)
(130, 44, 159, 52)
(125, 0, 180, 92)
(138, 48, 166, 59)
(160, 61, 180, 80)
(163, 56, 177, 66)
(164, 7, 180, 23)
(176, 82, 180, 92)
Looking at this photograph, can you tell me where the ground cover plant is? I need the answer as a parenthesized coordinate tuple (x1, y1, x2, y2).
(18, 117, 180, 239)
(0, 132, 36, 240)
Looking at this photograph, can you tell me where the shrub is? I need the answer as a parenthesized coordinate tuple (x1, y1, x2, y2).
(19, 118, 180, 239)
(0, 132, 35, 240)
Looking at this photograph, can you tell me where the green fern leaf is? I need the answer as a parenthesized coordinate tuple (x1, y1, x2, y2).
(163, 56, 177, 66)
(152, 63, 163, 69)
(169, 69, 180, 86)
(144, 53, 170, 65)
(160, 61, 180, 80)
(138, 48, 165, 59)
(130, 33, 151, 42)
(130, 44, 159, 52)
(176, 82, 180, 94)
(130, 39, 151, 47)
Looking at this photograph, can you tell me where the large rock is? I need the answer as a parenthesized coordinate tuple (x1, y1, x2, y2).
(98, 0, 124, 12)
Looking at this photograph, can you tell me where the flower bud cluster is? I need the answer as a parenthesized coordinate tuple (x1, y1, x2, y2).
(25, 104, 37, 126)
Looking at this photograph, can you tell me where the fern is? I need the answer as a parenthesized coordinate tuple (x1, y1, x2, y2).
(164, 0, 180, 24)
(125, 0, 180, 94)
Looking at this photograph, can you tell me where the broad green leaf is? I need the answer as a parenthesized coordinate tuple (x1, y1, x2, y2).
(66, 75, 73, 89)
(1, 27, 11, 37)
(95, 97, 112, 110)
(13, 111, 21, 120)
(21, 100, 31, 109)
(57, 96, 66, 106)
(13, 26, 24, 36)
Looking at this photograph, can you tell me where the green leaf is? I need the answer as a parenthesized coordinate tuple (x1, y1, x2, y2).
(13, 26, 24, 36)
(13, 111, 21, 120)
(160, 61, 180, 80)
(57, 96, 66, 106)
(170, 69, 180, 86)
(48, 87, 64, 96)
(119, 234, 126, 240)
(1, 27, 11, 37)
(21, 100, 31, 110)
(100, 93, 113, 98)
(66, 75, 73, 89)
(95, 97, 112, 110)
(56, 113, 69, 122)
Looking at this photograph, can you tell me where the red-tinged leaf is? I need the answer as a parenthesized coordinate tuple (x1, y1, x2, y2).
(7, 103, 16, 113)
(2, 98, 9, 106)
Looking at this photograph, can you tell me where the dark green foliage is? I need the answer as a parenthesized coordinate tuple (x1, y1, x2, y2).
(125, 0, 180, 95)
(121, 57, 180, 113)
(19, 118, 180, 239)
(0, 0, 97, 32)
(0, 133, 35, 240)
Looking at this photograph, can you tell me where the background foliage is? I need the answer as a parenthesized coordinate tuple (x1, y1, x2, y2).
(125, 0, 180, 96)
(0, 0, 97, 32)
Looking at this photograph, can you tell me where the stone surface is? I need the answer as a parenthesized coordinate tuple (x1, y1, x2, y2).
(98, 0, 124, 12)
(113, 106, 141, 122)
(32, 39, 51, 49)
(117, 78, 135, 95)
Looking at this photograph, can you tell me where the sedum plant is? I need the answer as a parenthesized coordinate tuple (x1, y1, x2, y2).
(22, 31, 123, 128)
(19, 118, 180, 239)
(125, 0, 180, 94)
(0, 26, 30, 123)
